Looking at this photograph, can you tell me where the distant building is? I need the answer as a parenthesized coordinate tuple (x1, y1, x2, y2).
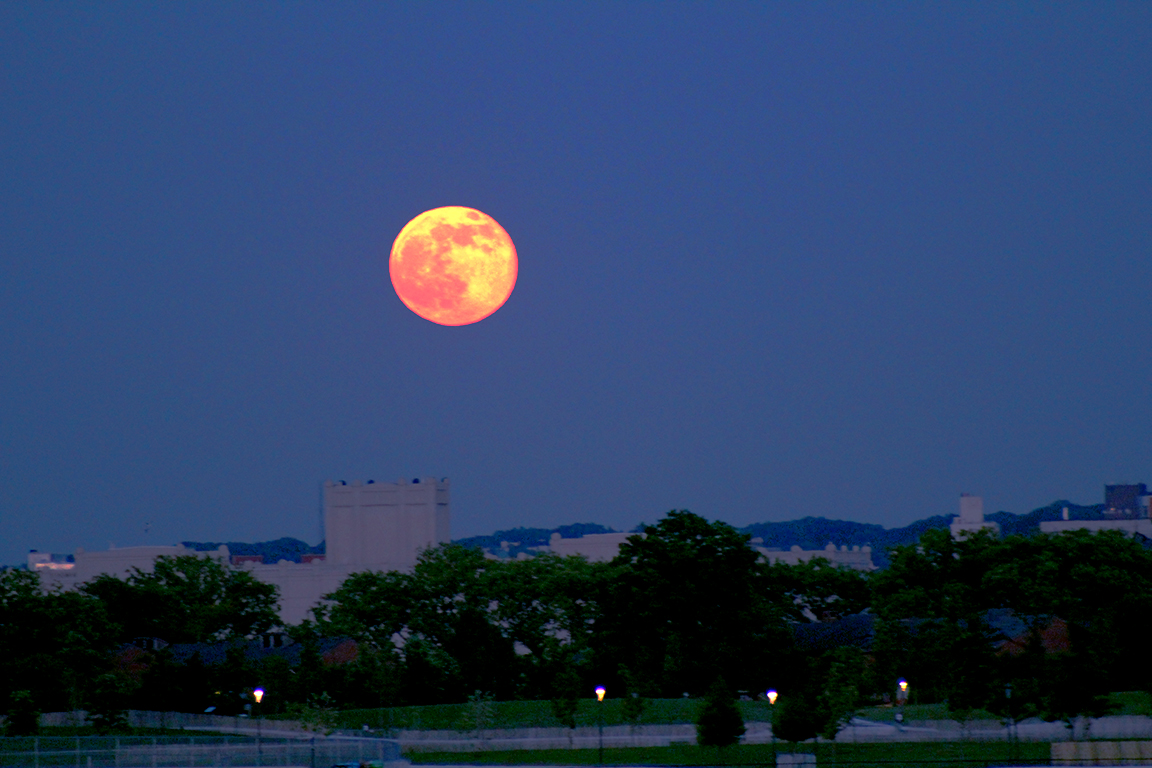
(30, 544, 228, 589)
(1041, 483, 1152, 537)
(754, 542, 876, 571)
(323, 478, 449, 569)
(32, 476, 451, 626)
(26, 551, 74, 572)
(230, 555, 264, 566)
(949, 494, 1000, 540)
(539, 531, 877, 570)
(1104, 483, 1149, 518)
(544, 531, 634, 562)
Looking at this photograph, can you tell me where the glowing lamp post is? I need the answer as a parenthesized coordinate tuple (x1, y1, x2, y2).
(595, 687, 606, 765)
(896, 679, 909, 727)
(252, 688, 265, 765)
(767, 690, 778, 761)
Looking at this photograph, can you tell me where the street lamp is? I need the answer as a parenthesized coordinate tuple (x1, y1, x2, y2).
(252, 688, 265, 766)
(595, 687, 606, 765)
(896, 680, 909, 727)
(767, 691, 778, 764)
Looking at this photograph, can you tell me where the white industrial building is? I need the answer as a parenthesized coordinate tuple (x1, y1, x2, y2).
(1040, 484, 1152, 537)
(949, 494, 1000, 540)
(30, 477, 450, 626)
(753, 541, 876, 571)
(543, 531, 634, 562)
(539, 532, 876, 571)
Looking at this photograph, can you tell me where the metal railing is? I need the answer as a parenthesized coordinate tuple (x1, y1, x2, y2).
(0, 735, 401, 768)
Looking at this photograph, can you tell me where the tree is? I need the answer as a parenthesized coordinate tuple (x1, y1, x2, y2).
(83, 554, 280, 643)
(696, 676, 745, 749)
(315, 570, 411, 652)
(402, 545, 518, 701)
(983, 530, 1152, 698)
(1036, 645, 1115, 739)
(772, 693, 821, 744)
(461, 690, 497, 734)
(618, 666, 648, 729)
(819, 647, 863, 740)
(870, 529, 1002, 705)
(486, 553, 607, 699)
(4, 690, 40, 736)
(86, 673, 131, 734)
(550, 665, 581, 736)
(763, 558, 872, 623)
(1, 569, 120, 716)
(595, 511, 784, 697)
(287, 692, 338, 736)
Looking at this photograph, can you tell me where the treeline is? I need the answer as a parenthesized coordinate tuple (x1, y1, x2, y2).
(3, 510, 1151, 738)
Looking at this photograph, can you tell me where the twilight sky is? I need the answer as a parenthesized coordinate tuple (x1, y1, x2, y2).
(2, 3, 1150, 566)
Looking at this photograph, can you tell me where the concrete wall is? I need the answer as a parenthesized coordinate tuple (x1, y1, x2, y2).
(325, 478, 450, 570)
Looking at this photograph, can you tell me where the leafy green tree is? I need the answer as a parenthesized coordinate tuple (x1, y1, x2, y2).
(402, 545, 518, 701)
(763, 557, 872, 623)
(619, 666, 648, 728)
(550, 665, 581, 732)
(870, 529, 1002, 705)
(315, 569, 411, 652)
(4, 690, 40, 736)
(819, 647, 863, 740)
(983, 530, 1152, 697)
(486, 553, 607, 699)
(1, 569, 120, 715)
(287, 692, 338, 735)
(321, 550, 606, 704)
(86, 673, 132, 734)
(83, 555, 280, 643)
(1038, 651, 1114, 738)
(772, 693, 821, 744)
(696, 676, 745, 748)
(329, 647, 403, 710)
(596, 511, 786, 697)
(461, 690, 497, 733)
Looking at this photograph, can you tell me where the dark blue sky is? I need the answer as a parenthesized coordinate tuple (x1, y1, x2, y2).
(2, 2, 1150, 565)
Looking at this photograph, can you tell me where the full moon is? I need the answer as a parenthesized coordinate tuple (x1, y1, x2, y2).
(389, 206, 518, 326)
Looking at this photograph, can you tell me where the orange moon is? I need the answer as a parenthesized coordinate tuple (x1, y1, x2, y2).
(389, 206, 518, 326)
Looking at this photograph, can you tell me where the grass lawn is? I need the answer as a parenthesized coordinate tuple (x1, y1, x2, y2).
(295, 699, 712, 731)
(288, 699, 782, 732)
(407, 740, 1049, 766)
(1108, 691, 1152, 717)
(291, 692, 1152, 733)
(856, 691, 1152, 723)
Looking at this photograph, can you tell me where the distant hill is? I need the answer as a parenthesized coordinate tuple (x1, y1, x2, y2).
(454, 522, 621, 558)
(739, 501, 1103, 568)
(182, 536, 323, 563)
(180, 500, 1106, 568)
